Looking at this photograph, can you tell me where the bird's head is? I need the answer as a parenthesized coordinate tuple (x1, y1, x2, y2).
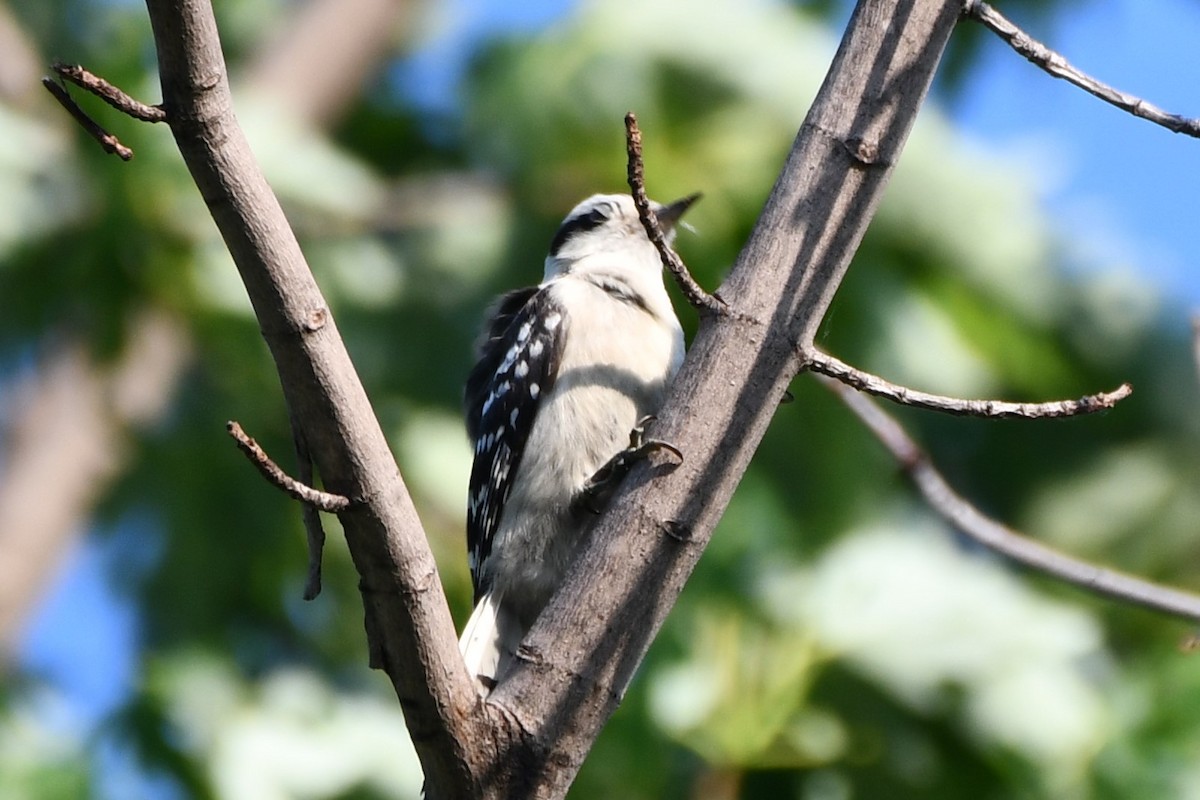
(543, 193, 699, 281)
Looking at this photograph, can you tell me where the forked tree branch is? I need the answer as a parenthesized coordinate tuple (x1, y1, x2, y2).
(41, 77, 136, 160)
(491, 1, 965, 795)
(965, 0, 1200, 137)
(62, 0, 1185, 796)
(41, 62, 168, 160)
(51, 62, 167, 122)
(821, 374, 1200, 621)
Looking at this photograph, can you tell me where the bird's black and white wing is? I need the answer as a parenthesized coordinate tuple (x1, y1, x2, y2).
(463, 286, 565, 602)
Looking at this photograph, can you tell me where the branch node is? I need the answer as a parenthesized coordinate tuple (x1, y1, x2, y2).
(842, 136, 884, 167)
(303, 306, 329, 333)
(660, 519, 696, 544)
(624, 112, 727, 317)
(226, 420, 352, 512)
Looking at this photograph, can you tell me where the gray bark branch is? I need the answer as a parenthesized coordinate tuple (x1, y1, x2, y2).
(489, 0, 964, 794)
(124, 0, 1166, 796)
(142, 0, 480, 794)
(965, 0, 1200, 137)
(823, 374, 1200, 621)
(806, 349, 1133, 418)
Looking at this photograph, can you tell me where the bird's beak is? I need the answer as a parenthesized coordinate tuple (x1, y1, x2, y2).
(654, 192, 701, 231)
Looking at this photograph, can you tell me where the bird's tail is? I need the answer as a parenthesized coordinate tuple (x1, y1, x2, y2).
(459, 589, 523, 694)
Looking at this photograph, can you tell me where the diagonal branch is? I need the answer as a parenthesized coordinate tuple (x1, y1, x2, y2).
(51, 62, 167, 122)
(493, 1, 967, 795)
(226, 420, 350, 513)
(624, 112, 726, 316)
(42, 77, 135, 160)
(140, 1, 479, 794)
(805, 349, 1133, 418)
(822, 373, 1200, 621)
(964, 0, 1200, 138)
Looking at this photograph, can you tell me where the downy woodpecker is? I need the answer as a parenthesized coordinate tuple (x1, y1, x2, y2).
(459, 192, 697, 692)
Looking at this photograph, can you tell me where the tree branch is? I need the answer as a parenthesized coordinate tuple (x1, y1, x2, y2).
(41, 77, 135, 160)
(140, 0, 479, 794)
(41, 62, 167, 160)
(290, 421, 328, 601)
(86, 0, 1175, 795)
(964, 0, 1200, 138)
(226, 420, 350, 513)
(805, 349, 1133, 418)
(821, 373, 1200, 621)
(51, 62, 167, 122)
(624, 112, 725, 316)
(491, 1, 966, 794)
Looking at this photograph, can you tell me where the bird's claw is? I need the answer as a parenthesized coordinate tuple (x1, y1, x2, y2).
(576, 417, 682, 515)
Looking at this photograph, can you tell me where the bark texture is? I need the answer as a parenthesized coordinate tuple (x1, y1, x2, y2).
(139, 0, 963, 796)
(488, 0, 965, 795)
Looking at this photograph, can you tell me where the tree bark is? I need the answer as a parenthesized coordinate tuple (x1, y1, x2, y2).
(143, 1, 481, 795)
(489, 0, 964, 794)
(137, 0, 964, 796)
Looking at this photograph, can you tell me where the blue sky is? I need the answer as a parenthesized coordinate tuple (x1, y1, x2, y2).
(952, 0, 1200, 308)
(18, 0, 1200, 779)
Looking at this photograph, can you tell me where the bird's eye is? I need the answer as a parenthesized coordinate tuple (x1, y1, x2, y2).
(583, 207, 609, 226)
(548, 204, 612, 255)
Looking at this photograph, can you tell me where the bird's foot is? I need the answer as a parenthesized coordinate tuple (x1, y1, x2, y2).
(575, 416, 682, 515)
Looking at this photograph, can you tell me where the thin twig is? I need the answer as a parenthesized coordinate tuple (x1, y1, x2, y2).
(624, 112, 726, 315)
(291, 419, 326, 600)
(964, 0, 1200, 138)
(821, 374, 1200, 623)
(51, 62, 166, 122)
(41, 77, 134, 160)
(227, 420, 351, 512)
(806, 349, 1132, 419)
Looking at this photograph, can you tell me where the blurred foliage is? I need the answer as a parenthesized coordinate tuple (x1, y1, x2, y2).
(3, 0, 1199, 798)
